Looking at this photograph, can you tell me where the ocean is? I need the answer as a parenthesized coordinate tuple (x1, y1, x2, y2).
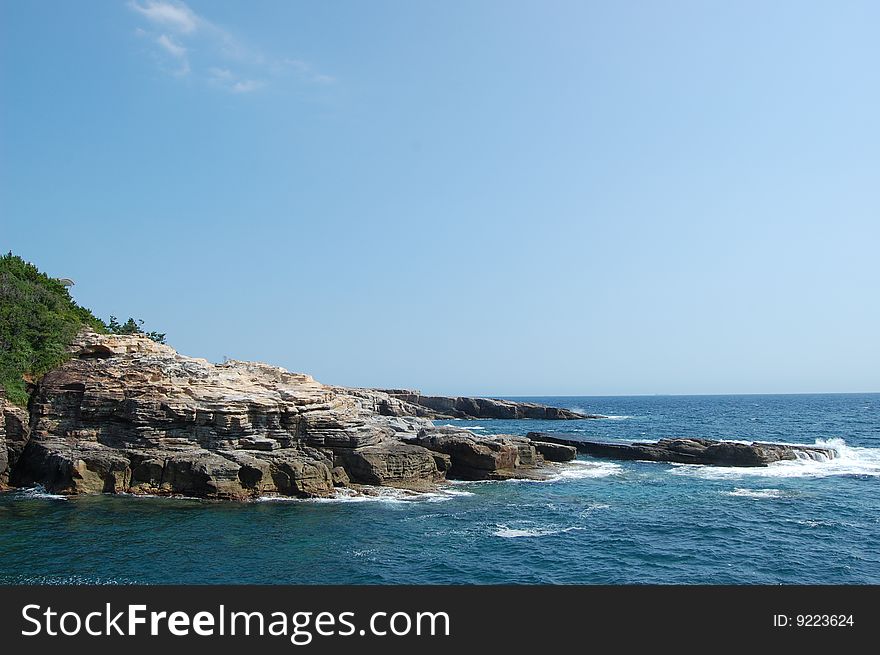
(1, 393, 878, 584)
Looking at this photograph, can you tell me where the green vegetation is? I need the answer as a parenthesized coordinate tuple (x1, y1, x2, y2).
(0, 253, 165, 406)
(105, 315, 166, 344)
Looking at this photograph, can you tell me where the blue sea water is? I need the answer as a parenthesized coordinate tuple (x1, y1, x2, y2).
(1, 393, 878, 584)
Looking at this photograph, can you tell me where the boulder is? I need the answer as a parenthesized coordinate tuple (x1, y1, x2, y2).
(331, 466, 350, 487)
(413, 427, 551, 481)
(334, 442, 442, 490)
(532, 441, 577, 462)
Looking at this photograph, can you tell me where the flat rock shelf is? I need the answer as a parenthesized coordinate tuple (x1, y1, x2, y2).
(526, 433, 837, 467)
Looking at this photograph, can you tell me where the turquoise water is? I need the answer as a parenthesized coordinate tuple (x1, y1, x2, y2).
(1, 393, 878, 584)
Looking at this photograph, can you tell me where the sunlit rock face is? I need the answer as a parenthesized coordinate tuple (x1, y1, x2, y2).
(9, 332, 567, 499)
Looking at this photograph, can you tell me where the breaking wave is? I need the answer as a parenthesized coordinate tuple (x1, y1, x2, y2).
(549, 460, 623, 481)
(493, 523, 585, 538)
(448, 460, 623, 486)
(670, 438, 880, 480)
(257, 486, 475, 505)
(11, 485, 68, 501)
(724, 488, 786, 499)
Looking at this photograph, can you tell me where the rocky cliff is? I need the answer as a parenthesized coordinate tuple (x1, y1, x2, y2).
(3, 332, 582, 499)
(0, 389, 30, 489)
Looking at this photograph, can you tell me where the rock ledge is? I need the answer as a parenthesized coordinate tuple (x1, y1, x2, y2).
(526, 433, 837, 467)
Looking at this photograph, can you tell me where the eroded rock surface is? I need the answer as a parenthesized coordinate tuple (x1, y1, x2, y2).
(3, 332, 576, 498)
(408, 426, 554, 480)
(0, 389, 30, 489)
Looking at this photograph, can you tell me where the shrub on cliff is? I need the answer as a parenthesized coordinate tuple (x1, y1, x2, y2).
(0, 253, 164, 406)
(106, 315, 166, 344)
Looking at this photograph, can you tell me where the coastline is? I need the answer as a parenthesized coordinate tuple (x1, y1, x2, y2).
(1, 331, 591, 500)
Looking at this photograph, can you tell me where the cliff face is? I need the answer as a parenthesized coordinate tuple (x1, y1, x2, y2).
(0, 389, 30, 489)
(6, 332, 569, 499)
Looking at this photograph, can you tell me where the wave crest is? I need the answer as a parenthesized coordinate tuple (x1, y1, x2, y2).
(671, 438, 880, 480)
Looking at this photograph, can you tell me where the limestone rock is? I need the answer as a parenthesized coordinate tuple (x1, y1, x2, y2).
(2, 331, 571, 498)
(412, 427, 550, 481)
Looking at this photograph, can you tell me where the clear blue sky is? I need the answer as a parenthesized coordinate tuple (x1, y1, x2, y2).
(2, 1, 878, 395)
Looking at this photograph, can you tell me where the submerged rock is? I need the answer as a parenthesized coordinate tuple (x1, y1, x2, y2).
(526, 433, 837, 467)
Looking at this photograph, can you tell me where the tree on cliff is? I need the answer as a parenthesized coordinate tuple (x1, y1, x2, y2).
(106, 315, 166, 344)
(0, 252, 164, 406)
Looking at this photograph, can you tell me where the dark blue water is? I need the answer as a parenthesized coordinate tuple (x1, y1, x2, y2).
(2, 394, 878, 584)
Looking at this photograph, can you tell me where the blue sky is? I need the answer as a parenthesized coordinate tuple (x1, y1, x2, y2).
(2, 1, 878, 395)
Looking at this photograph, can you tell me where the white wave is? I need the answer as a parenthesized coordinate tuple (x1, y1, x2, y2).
(551, 460, 623, 481)
(670, 438, 880, 480)
(438, 488, 476, 497)
(566, 407, 631, 419)
(577, 503, 610, 519)
(796, 519, 835, 528)
(493, 523, 584, 538)
(256, 486, 474, 505)
(724, 488, 786, 499)
(113, 492, 205, 501)
(448, 460, 622, 486)
(350, 549, 378, 558)
(13, 485, 68, 501)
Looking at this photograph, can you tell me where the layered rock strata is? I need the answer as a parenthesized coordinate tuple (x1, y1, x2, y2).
(526, 433, 837, 467)
(2, 332, 582, 499)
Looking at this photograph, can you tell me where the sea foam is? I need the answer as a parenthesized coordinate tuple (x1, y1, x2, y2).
(670, 438, 880, 480)
(493, 524, 584, 538)
(256, 486, 475, 505)
(724, 488, 786, 499)
(12, 485, 68, 501)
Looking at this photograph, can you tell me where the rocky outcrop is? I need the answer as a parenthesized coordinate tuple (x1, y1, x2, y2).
(0, 389, 30, 488)
(526, 433, 837, 467)
(408, 426, 554, 480)
(2, 331, 568, 499)
(372, 390, 604, 420)
(334, 442, 443, 489)
(531, 441, 577, 462)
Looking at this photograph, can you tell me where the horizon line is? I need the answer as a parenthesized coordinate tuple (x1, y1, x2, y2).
(450, 391, 880, 399)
